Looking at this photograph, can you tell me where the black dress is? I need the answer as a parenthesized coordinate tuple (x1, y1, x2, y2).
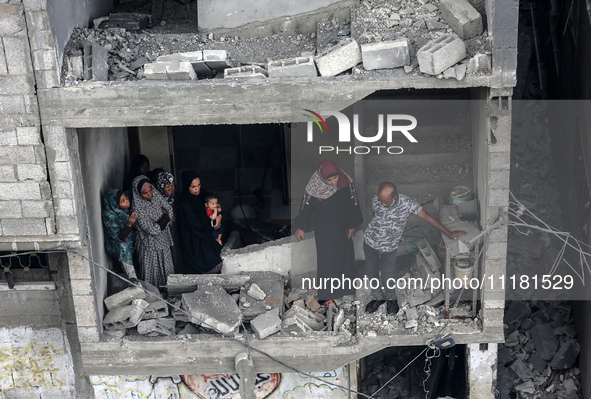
(177, 171, 222, 274)
(293, 183, 363, 300)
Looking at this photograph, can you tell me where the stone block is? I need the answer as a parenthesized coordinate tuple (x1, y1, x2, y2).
(103, 298, 149, 329)
(250, 308, 281, 339)
(267, 56, 317, 78)
(440, 0, 483, 39)
(203, 49, 236, 70)
(21, 200, 52, 218)
(0, 182, 41, 200)
(17, 163, 46, 181)
(167, 274, 250, 296)
(36, 69, 60, 88)
(137, 318, 175, 336)
(182, 285, 242, 334)
(417, 34, 466, 75)
(0, 129, 17, 145)
(466, 53, 491, 74)
(0, 200, 21, 218)
(224, 65, 268, 79)
(361, 39, 410, 70)
(141, 300, 169, 320)
(104, 286, 146, 310)
(3, 36, 31, 75)
(0, 4, 25, 36)
(16, 126, 41, 145)
(315, 39, 362, 77)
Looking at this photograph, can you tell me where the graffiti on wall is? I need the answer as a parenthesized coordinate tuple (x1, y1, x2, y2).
(91, 365, 351, 399)
(0, 327, 75, 398)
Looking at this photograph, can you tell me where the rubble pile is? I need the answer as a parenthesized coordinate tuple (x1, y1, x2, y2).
(100, 272, 357, 339)
(497, 301, 581, 398)
(62, 0, 492, 84)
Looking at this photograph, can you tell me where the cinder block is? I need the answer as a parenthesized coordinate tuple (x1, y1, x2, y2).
(182, 285, 242, 334)
(0, 75, 34, 96)
(203, 49, 236, 70)
(489, 152, 510, 171)
(250, 308, 281, 339)
(165, 60, 197, 80)
(30, 29, 54, 50)
(39, 181, 51, 199)
(34, 145, 45, 164)
(44, 125, 70, 162)
(283, 306, 324, 331)
(66, 247, 92, 280)
(0, 165, 16, 182)
(53, 198, 75, 216)
(70, 278, 93, 296)
(488, 168, 510, 190)
(156, 51, 211, 75)
(487, 188, 509, 207)
(0, 4, 25, 36)
(417, 34, 466, 75)
(484, 241, 508, 261)
(267, 56, 317, 78)
(3, 36, 31, 75)
(224, 65, 268, 79)
(21, 200, 52, 218)
(77, 326, 100, 343)
(0, 95, 25, 114)
(53, 180, 74, 198)
(56, 216, 79, 234)
(141, 301, 169, 319)
(1, 217, 46, 235)
(137, 318, 175, 336)
(0, 181, 41, 200)
(0, 200, 21, 218)
(26, 10, 52, 32)
(361, 39, 410, 70)
(36, 69, 60, 88)
(23, 94, 39, 115)
(103, 298, 149, 329)
(32, 49, 57, 71)
(16, 126, 41, 145)
(17, 163, 46, 181)
(315, 39, 362, 77)
(0, 129, 17, 145)
(104, 286, 147, 310)
(0, 40, 7, 74)
(144, 62, 169, 80)
(440, 0, 483, 39)
(50, 161, 72, 181)
(466, 53, 491, 74)
(23, 0, 48, 12)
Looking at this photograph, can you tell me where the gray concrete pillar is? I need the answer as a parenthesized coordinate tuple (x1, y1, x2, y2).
(235, 352, 256, 399)
(467, 343, 498, 399)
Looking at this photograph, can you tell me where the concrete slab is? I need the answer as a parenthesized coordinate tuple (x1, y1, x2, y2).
(316, 39, 362, 77)
(417, 34, 466, 75)
(250, 308, 281, 339)
(167, 274, 250, 297)
(104, 286, 146, 310)
(239, 272, 284, 321)
(361, 39, 410, 70)
(182, 285, 242, 334)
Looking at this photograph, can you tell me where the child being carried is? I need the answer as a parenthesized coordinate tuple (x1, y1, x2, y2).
(204, 193, 223, 246)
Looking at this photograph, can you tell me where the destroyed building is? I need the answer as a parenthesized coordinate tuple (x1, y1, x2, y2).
(0, 0, 522, 397)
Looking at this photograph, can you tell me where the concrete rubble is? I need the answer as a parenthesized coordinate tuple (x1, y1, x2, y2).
(62, 0, 491, 84)
(182, 284, 243, 334)
(104, 285, 146, 310)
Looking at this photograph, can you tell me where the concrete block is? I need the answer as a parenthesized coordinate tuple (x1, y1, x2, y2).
(361, 39, 410, 70)
(26, 10, 52, 31)
(416, 239, 441, 272)
(23, 94, 39, 115)
(103, 298, 149, 329)
(36, 69, 60, 88)
(21, 200, 52, 218)
(137, 318, 175, 336)
(0, 75, 34, 96)
(77, 326, 100, 343)
(0, 200, 21, 218)
(32, 49, 58, 71)
(489, 152, 510, 171)
(267, 56, 317, 77)
(0, 145, 36, 165)
(203, 49, 236, 70)
(240, 272, 284, 321)
(0, 165, 16, 182)
(157, 51, 212, 75)
(17, 163, 46, 181)
(488, 168, 510, 190)
(16, 126, 41, 145)
(3, 36, 31, 75)
(45, 217, 55, 234)
(182, 285, 242, 334)
(224, 65, 268, 79)
(247, 283, 266, 300)
(44, 125, 69, 162)
(282, 316, 312, 333)
(0, 95, 25, 115)
(466, 53, 491, 74)
(91, 42, 108, 81)
(440, 0, 483, 39)
(72, 295, 99, 327)
(143, 281, 164, 303)
(0, 181, 41, 200)
(0, 40, 6, 74)
(56, 216, 78, 234)
(484, 241, 507, 261)
(53, 180, 74, 198)
(417, 34, 466, 75)
(39, 181, 51, 200)
(66, 55, 83, 80)
(0, 129, 17, 145)
(165, 60, 197, 80)
(283, 306, 324, 331)
(250, 308, 281, 339)
(0, 4, 25, 36)
(104, 286, 146, 310)
(70, 278, 93, 296)
(167, 274, 250, 296)
(29, 29, 54, 50)
(24, 0, 49, 13)
(49, 161, 72, 181)
(487, 188, 509, 207)
(53, 198, 75, 216)
(315, 39, 362, 77)
(141, 300, 169, 320)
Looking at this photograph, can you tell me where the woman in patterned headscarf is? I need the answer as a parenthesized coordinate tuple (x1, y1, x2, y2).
(155, 171, 184, 272)
(102, 188, 139, 285)
(293, 160, 363, 300)
(131, 175, 174, 288)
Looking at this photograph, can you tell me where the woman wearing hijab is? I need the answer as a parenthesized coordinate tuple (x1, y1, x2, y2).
(102, 189, 139, 285)
(156, 171, 184, 272)
(293, 160, 363, 300)
(177, 170, 223, 274)
(131, 175, 174, 288)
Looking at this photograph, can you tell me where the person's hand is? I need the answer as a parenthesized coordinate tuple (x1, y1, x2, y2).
(447, 230, 466, 240)
(126, 212, 138, 227)
(213, 214, 222, 229)
(161, 205, 169, 215)
(295, 229, 305, 241)
(347, 228, 356, 239)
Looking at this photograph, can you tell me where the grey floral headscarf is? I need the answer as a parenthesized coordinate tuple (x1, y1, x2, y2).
(156, 171, 175, 204)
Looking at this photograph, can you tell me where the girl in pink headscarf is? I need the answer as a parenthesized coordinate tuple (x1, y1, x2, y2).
(293, 161, 363, 300)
